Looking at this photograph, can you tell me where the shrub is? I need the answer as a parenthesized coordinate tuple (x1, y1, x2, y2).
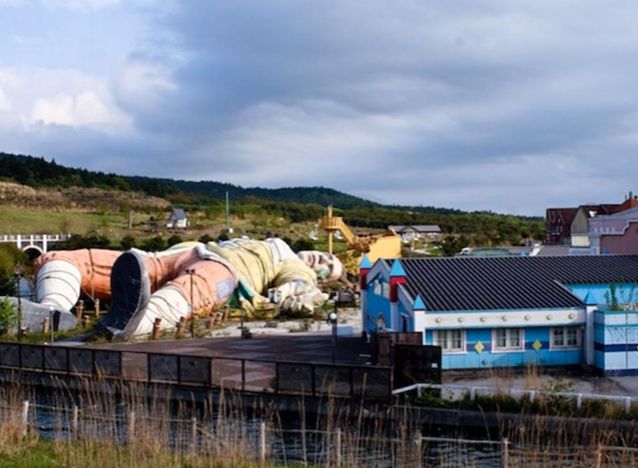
(0, 298, 17, 335)
(167, 235, 183, 247)
(120, 235, 136, 250)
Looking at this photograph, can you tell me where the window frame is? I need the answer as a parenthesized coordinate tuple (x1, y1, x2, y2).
(492, 328, 525, 352)
(433, 329, 466, 354)
(550, 326, 582, 350)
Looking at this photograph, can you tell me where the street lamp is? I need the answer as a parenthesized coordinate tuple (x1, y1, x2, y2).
(185, 269, 195, 338)
(328, 310, 338, 363)
(49, 306, 54, 344)
(14, 265, 23, 341)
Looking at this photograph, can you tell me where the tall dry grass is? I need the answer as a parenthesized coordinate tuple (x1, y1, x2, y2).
(0, 374, 637, 466)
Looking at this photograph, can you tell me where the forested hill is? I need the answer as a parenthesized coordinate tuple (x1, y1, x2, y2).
(0, 153, 373, 209)
(0, 152, 544, 244)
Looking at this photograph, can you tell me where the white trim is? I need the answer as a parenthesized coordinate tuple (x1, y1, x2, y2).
(491, 328, 525, 353)
(433, 329, 467, 355)
(367, 261, 390, 284)
(423, 308, 585, 329)
(381, 282, 390, 299)
(398, 284, 414, 314)
(414, 310, 427, 343)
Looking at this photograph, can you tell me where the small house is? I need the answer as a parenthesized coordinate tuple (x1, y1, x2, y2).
(388, 225, 441, 243)
(166, 208, 189, 229)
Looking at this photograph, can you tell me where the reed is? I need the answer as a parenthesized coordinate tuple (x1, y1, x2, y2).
(0, 375, 636, 466)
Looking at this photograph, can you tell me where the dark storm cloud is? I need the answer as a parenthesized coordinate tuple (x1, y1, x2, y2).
(4, 0, 638, 214)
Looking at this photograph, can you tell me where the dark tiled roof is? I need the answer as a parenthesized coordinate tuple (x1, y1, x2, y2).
(397, 255, 638, 311)
(389, 225, 441, 233)
(536, 244, 570, 256)
(170, 208, 187, 221)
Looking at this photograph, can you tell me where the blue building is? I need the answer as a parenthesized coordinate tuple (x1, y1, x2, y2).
(360, 255, 638, 374)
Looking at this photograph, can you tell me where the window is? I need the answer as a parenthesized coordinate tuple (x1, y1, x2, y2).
(493, 328, 524, 351)
(382, 282, 390, 299)
(433, 330, 465, 353)
(551, 327, 581, 348)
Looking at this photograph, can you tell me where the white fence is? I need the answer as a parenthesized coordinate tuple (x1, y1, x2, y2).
(393, 382, 637, 413)
(0, 234, 70, 253)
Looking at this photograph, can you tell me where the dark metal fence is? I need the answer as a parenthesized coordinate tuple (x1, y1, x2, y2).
(0, 343, 393, 401)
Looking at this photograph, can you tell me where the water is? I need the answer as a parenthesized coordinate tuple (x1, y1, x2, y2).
(16, 393, 638, 467)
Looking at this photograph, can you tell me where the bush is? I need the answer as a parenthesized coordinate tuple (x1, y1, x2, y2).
(120, 235, 136, 250)
(292, 238, 315, 252)
(167, 235, 183, 247)
(198, 234, 214, 244)
(0, 298, 17, 335)
(141, 236, 167, 251)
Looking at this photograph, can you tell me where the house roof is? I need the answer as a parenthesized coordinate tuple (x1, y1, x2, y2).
(388, 225, 441, 234)
(170, 208, 187, 220)
(546, 208, 578, 220)
(388, 255, 638, 312)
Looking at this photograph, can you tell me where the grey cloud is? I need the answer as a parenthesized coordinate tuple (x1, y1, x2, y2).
(5, 0, 638, 214)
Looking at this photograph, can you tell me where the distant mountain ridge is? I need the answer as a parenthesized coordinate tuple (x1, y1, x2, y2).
(0, 152, 376, 210)
(0, 152, 544, 244)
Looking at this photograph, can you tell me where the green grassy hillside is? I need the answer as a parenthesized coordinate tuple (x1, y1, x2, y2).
(0, 152, 544, 247)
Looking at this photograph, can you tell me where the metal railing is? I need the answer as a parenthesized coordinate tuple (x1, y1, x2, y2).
(0, 234, 70, 242)
(393, 382, 637, 413)
(0, 343, 394, 401)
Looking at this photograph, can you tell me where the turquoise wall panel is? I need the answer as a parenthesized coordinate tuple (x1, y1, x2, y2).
(439, 326, 582, 369)
(365, 291, 391, 334)
(567, 283, 638, 306)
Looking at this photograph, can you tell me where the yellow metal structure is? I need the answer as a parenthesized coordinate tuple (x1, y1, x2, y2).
(318, 206, 401, 272)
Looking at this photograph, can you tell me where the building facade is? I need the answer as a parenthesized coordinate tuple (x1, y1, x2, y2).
(360, 255, 638, 374)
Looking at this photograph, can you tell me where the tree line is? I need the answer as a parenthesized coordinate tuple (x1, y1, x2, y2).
(0, 152, 544, 245)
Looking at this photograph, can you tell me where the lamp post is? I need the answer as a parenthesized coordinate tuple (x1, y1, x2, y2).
(49, 306, 54, 344)
(14, 265, 23, 341)
(185, 269, 195, 338)
(329, 309, 338, 364)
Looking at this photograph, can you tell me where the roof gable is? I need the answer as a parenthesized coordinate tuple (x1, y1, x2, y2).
(390, 260, 406, 277)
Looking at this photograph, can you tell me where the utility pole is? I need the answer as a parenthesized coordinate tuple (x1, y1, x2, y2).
(225, 191, 230, 233)
(14, 265, 23, 341)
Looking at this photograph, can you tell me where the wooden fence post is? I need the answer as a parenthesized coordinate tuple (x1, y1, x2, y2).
(335, 428, 342, 467)
(501, 437, 509, 468)
(190, 416, 197, 453)
(71, 405, 79, 438)
(414, 430, 422, 468)
(259, 422, 267, 466)
(152, 318, 161, 340)
(595, 444, 603, 468)
(21, 400, 29, 437)
(176, 317, 185, 339)
(75, 300, 84, 320)
(127, 410, 135, 445)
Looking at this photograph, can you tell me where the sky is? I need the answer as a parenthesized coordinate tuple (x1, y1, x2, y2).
(1, 0, 638, 215)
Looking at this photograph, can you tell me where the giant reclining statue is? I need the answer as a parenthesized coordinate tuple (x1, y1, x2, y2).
(24, 238, 344, 338)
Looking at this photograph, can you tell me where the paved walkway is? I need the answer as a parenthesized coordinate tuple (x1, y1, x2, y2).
(96, 334, 370, 365)
(92, 333, 374, 393)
